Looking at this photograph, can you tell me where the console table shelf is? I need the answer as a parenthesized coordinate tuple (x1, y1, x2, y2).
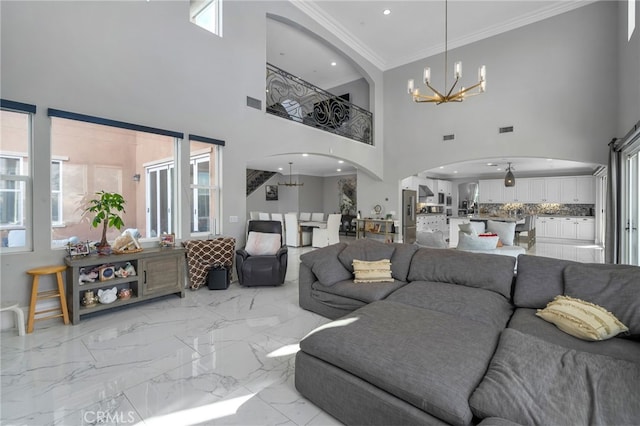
(65, 247, 186, 324)
(355, 219, 395, 243)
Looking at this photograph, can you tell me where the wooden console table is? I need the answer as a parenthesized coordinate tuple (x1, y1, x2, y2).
(355, 219, 395, 243)
(64, 247, 185, 324)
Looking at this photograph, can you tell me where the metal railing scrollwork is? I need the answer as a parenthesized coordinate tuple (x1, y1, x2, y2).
(266, 63, 373, 145)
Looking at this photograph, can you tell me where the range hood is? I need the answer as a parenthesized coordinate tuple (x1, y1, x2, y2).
(418, 185, 435, 199)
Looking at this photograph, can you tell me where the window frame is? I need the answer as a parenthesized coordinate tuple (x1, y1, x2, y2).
(188, 134, 224, 237)
(190, 0, 222, 37)
(0, 100, 35, 253)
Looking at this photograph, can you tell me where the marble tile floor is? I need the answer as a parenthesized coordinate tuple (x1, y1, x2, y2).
(0, 239, 604, 426)
(0, 245, 343, 426)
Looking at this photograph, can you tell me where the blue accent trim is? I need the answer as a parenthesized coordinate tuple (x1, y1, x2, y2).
(1, 99, 36, 113)
(47, 108, 184, 139)
(189, 134, 225, 146)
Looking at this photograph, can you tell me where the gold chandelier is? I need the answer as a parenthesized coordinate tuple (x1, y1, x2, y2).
(278, 162, 303, 187)
(407, 0, 486, 104)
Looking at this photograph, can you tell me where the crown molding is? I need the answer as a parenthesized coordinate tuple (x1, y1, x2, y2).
(292, 0, 596, 72)
(289, 0, 388, 70)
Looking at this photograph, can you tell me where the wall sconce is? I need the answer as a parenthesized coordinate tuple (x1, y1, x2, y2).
(133, 174, 141, 182)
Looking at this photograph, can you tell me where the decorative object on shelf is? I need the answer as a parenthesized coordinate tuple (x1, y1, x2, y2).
(265, 184, 278, 201)
(78, 267, 99, 285)
(278, 162, 303, 187)
(82, 290, 98, 308)
(373, 204, 383, 218)
(97, 287, 118, 304)
(66, 241, 90, 258)
(504, 163, 516, 187)
(160, 233, 175, 247)
(83, 191, 126, 255)
(407, 0, 486, 104)
(117, 288, 132, 300)
(112, 229, 142, 254)
(99, 265, 115, 281)
(124, 262, 136, 276)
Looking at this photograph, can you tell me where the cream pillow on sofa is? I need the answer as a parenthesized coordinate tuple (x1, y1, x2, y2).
(536, 295, 629, 341)
(352, 259, 394, 283)
(487, 220, 516, 246)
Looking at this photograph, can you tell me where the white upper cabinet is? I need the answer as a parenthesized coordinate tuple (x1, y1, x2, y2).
(479, 179, 504, 203)
(480, 176, 594, 204)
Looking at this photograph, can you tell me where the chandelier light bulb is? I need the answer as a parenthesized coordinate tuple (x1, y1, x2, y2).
(423, 67, 431, 84)
(454, 61, 462, 78)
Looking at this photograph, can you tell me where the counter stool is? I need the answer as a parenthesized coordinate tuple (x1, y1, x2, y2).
(26, 265, 70, 333)
(0, 302, 25, 336)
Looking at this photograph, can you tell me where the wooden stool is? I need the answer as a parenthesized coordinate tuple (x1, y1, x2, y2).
(26, 265, 70, 333)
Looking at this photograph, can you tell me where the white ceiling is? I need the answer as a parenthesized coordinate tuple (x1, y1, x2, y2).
(261, 0, 600, 179)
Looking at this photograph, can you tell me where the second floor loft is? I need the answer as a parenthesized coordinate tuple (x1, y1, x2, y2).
(266, 63, 373, 145)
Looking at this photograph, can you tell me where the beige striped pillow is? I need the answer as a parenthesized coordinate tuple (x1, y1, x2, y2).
(536, 295, 628, 341)
(352, 259, 394, 283)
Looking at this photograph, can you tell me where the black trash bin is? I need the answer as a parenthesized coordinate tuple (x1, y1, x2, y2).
(207, 266, 229, 290)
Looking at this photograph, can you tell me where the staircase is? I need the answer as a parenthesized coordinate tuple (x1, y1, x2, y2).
(246, 169, 277, 196)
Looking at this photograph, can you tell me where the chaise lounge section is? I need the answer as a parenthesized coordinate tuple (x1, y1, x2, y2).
(295, 239, 640, 425)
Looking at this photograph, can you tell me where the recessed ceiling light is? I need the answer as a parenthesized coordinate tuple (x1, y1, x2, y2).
(546, 158, 553, 161)
(330, 61, 337, 67)
(278, 167, 283, 171)
(383, 9, 391, 15)
(338, 160, 344, 164)
(497, 168, 502, 171)
(302, 153, 309, 157)
(453, 171, 458, 174)
(337, 168, 342, 172)
(439, 166, 444, 169)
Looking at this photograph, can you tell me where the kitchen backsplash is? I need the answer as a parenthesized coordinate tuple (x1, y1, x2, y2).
(479, 203, 595, 216)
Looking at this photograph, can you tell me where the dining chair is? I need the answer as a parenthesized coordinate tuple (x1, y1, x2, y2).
(311, 212, 325, 222)
(312, 213, 341, 248)
(258, 212, 271, 220)
(299, 212, 312, 221)
(284, 213, 311, 247)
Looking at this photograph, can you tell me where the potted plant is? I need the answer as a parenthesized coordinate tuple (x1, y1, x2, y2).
(84, 191, 126, 255)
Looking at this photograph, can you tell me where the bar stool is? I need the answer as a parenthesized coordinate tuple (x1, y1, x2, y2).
(25, 265, 70, 333)
(0, 302, 25, 336)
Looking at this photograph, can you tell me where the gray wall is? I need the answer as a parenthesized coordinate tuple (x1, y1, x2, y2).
(328, 78, 370, 110)
(0, 0, 637, 316)
(618, 0, 640, 135)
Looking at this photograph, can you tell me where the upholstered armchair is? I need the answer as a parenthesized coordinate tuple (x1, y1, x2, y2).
(236, 220, 288, 286)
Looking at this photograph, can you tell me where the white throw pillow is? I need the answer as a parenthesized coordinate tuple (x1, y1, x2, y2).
(487, 220, 516, 246)
(457, 232, 499, 250)
(352, 259, 394, 283)
(536, 295, 629, 341)
(416, 231, 448, 248)
(245, 231, 281, 256)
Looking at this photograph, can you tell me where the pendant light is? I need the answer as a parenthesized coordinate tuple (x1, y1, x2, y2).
(504, 162, 515, 187)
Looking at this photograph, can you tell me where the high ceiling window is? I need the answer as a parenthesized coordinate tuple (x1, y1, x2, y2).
(190, 0, 222, 37)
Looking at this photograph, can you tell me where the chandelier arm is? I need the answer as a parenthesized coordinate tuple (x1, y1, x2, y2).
(444, 77, 460, 99)
(424, 82, 446, 101)
(449, 81, 484, 101)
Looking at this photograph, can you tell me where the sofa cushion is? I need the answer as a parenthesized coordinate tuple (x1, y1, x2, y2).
(408, 248, 515, 299)
(389, 242, 419, 281)
(470, 329, 640, 426)
(513, 255, 578, 308)
(487, 220, 516, 246)
(300, 243, 351, 286)
(352, 259, 394, 283)
(415, 231, 448, 249)
(312, 279, 407, 304)
(300, 300, 502, 426)
(536, 295, 628, 341)
(563, 263, 640, 337)
(386, 281, 513, 330)
(338, 239, 396, 273)
(507, 308, 640, 363)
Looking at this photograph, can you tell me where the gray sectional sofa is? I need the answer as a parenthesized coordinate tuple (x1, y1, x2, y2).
(295, 239, 640, 425)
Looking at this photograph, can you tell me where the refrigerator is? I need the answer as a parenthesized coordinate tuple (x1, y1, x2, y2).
(402, 189, 417, 244)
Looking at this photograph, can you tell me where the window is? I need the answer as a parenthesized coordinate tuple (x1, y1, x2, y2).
(51, 160, 63, 225)
(189, 136, 223, 235)
(0, 102, 34, 252)
(190, 0, 222, 37)
(49, 109, 182, 246)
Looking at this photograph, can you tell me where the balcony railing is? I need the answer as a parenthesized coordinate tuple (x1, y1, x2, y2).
(266, 63, 373, 145)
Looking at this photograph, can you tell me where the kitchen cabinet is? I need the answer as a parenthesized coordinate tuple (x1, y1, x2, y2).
(436, 180, 452, 195)
(503, 179, 529, 203)
(560, 176, 595, 204)
(528, 178, 547, 203)
(538, 216, 595, 241)
(479, 180, 504, 203)
(537, 216, 561, 238)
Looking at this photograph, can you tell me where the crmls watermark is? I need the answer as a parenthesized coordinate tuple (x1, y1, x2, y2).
(83, 410, 136, 424)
